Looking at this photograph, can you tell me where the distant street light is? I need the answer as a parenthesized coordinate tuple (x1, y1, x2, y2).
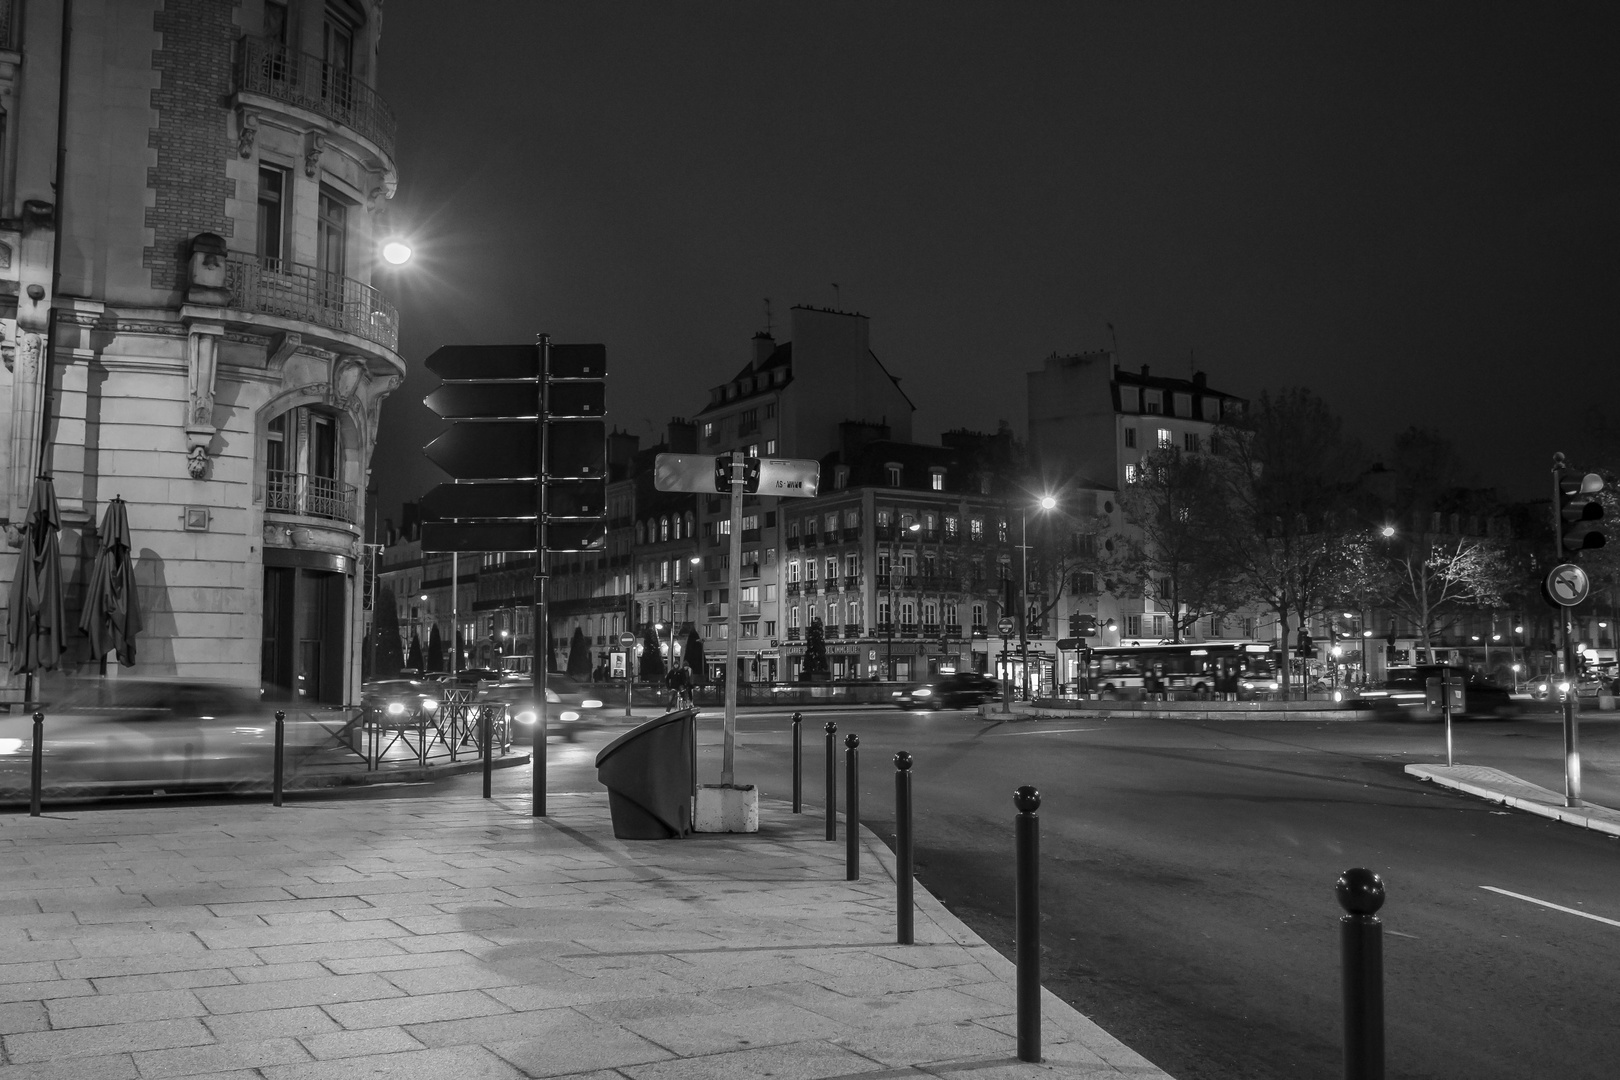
(1020, 497, 1057, 700)
(1380, 525, 1396, 538)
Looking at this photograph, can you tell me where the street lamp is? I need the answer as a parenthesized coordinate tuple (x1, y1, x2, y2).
(1019, 496, 1057, 701)
(380, 237, 413, 266)
(886, 522, 922, 682)
(1380, 524, 1396, 538)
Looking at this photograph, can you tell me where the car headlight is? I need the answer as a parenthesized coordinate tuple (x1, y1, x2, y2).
(0, 738, 22, 755)
(913, 688, 932, 697)
(561, 711, 580, 723)
(1558, 681, 1571, 694)
(386, 702, 406, 716)
(891, 690, 904, 697)
(514, 709, 537, 726)
(420, 699, 438, 712)
(582, 699, 603, 709)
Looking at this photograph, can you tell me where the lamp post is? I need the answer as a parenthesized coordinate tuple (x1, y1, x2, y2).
(885, 522, 921, 682)
(1019, 496, 1057, 701)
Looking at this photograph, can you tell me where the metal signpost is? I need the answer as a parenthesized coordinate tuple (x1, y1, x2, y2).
(419, 340, 607, 818)
(654, 452, 819, 786)
(1546, 453, 1607, 809)
(998, 616, 1014, 714)
(1425, 672, 1465, 767)
(619, 630, 637, 716)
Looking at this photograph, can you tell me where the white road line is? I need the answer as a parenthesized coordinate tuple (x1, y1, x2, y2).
(1480, 886, 1620, 928)
(988, 727, 1102, 736)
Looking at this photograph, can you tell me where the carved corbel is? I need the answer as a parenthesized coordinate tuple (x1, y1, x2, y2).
(268, 331, 302, 369)
(236, 109, 259, 158)
(184, 322, 225, 479)
(303, 131, 325, 178)
(332, 355, 367, 411)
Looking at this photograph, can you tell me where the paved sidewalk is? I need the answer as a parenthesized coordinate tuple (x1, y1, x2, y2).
(0, 785, 1174, 1079)
(1406, 762, 1620, 837)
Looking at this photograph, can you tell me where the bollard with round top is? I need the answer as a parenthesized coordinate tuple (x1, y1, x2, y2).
(1337, 867, 1385, 1080)
(824, 721, 838, 841)
(29, 711, 44, 818)
(273, 710, 286, 807)
(894, 751, 914, 944)
(1014, 784, 1042, 1063)
(844, 732, 861, 880)
(791, 711, 803, 813)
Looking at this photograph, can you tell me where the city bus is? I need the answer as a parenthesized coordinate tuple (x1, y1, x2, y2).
(1084, 641, 1279, 697)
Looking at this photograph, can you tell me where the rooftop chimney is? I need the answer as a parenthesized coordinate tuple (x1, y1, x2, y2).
(1141, 364, 1150, 377)
(752, 331, 775, 367)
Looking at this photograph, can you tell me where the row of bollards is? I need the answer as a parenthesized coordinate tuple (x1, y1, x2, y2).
(792, 712, 1386, 1074)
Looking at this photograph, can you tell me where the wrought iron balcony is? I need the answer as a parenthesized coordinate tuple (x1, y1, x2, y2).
(787, 627, 802, 641)
(265, 469, 357, 524)
(234, 35, 397, 158)
(899, 622, 920, 637)
(786, 535, 800, 549)
(802, 532, 819, 548)
(843, 527, 861, 541)
(224, 256, 398, 352)
(786, 582, 801, 596)
(845, 623, 864, 637)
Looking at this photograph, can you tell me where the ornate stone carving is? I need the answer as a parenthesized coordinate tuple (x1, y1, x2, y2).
(15, 332, 39, 379)
(186, 233, 231, 306)
(186, 326, 222, 426)
(236, 109, 259, 158)
(0, 241, 12, 270)
(187, 444, 209, 479)
(304, 131, 326, 178)
(332, 356, 367, 411)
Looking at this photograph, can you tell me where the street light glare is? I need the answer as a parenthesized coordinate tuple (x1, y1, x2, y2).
(1038, 495, 1057, 510)
(1379, 525, 1396, 538)
(381, 239, 413, 265)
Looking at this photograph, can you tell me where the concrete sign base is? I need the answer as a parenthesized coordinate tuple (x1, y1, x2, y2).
(695, 783, 759, 833)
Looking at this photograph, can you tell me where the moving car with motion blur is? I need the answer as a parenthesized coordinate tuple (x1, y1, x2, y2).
(891, 671, 1002, 710)
(1353, 665, 1519, 720)
(480, 673, 607, 741)
(360, 677, 443, 729)
(0, 678, 343, 801)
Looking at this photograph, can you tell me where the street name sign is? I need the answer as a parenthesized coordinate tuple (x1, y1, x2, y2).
(423, 422, 537, 480)
(654, 452, 820, 497)
(420, 482, 536, 521)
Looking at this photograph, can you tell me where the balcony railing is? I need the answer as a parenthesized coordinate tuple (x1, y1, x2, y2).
(787, 627, 802, 641)
(235, 35, 397, 158)
(225, 256, 398, 352)
(845, 623, 864, 638)
(899, 622, 919, 637)
(823, 625, 840, 639)
(922, 623, 942, 637)
(265, 469, 357, 524)
(843, 527, 861, 541)
(944, 623, 963, 639)
(786, 582, 801, 596)
(802, 533, 820, 548)
(842, 575, 860, 589)
(786, 535, 800, 549)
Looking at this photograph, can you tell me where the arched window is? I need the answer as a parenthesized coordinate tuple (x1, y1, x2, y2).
(660, 516, 670, 542)
(636, 521, 646, 544)
(264, 403, 350, 521)
(685, 511, 695, 536)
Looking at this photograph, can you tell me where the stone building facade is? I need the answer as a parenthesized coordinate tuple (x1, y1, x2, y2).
(0, 0, 403, 704)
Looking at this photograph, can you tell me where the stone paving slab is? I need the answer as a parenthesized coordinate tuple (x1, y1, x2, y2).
(0, 788, 1173, 1078)
(1405, 762, 1620, 836)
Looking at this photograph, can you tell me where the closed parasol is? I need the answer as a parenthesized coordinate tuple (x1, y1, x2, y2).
(80, 496, 142, 666)
(7, 475, 67, 678)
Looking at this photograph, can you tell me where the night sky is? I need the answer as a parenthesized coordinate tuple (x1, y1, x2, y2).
(370, 1, 1618, 527)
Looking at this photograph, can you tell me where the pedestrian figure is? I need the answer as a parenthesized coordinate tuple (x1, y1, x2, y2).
(666, 664, 692, 710)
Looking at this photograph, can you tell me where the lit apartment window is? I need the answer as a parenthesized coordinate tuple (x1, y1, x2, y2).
(886, 463, 902, 486)
(1157, 428, 1172, 449)
(766, 439, 778, 455)
(1125, 463, 1138, 484)
(930, 470, 945, 491)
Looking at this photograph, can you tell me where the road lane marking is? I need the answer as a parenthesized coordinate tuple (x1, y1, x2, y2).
(986, 727, 1102, 736)
(1480, 886, 1620, 928)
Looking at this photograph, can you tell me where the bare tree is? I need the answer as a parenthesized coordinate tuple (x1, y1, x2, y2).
(1117, 448, 1251, 641)
(1215, 388, 1368, 699)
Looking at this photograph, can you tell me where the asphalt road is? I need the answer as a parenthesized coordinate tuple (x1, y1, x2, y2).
(651, 706, 1617, 1080)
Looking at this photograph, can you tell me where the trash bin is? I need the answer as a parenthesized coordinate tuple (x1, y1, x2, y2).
(595, 708, 697, 839)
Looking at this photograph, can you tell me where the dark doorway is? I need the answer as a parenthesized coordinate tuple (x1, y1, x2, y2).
(262, 564, 347, 704)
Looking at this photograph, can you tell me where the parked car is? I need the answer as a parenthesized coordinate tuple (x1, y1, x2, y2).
(480, 674, 607, 741)
(0, 678, 338, 800)
(1353, 665, 1519, 720)
(891, 672, 1002, 710)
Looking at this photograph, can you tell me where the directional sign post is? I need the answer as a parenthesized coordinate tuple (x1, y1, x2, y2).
(419, 339, 607, 819)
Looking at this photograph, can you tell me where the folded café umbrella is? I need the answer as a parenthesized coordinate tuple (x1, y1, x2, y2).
(80, 495, 142, 667)
(7, 476, 67, 677)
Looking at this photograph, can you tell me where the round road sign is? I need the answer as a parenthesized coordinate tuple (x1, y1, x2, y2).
(618, 631, 637, 647)
(998, 616, 1015, 636)
(1546, 563, 1590, 607)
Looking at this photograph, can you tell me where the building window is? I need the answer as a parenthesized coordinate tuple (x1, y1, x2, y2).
(834, 465, 848, 490)
(885, 463, 902, 486)
(742, 621, 759, 638)
(1125, 615, 1142, 637)
(789, 605, 801, 629)
(257, 165, 290, 268)
(878, 597, 891, 625)
(1124, 463, 1138, 484)
(972, 602, 985, 626)
(316, 186, 349, 282)
(900, 599, 916, 624)
(969, 517, 984, 541)
(787, 560, 800, 583)
(746, 443, 760, 458)
(825, 556, 838, 580)
(844, 508, 859, 530)
(1157, 428, 1172, 449)
(765, 402, 776, 418)
(1151, 614, 1167, 637)
(766, 439, 778, 455)
(764, 620, 776, 636)
(764, 583, 776, 602)
(1144, 391, 1162, 414)
(996, 517, 1008, 543)
(1123, 427, 1136, 449)
(923, 600, 937, 624)
(930, 469, 945, 491)
(944, 514, 959, 539)
(1184, 432, 1201, 452)
(827, 601, 840, 626)
(845, 553, 859, 577)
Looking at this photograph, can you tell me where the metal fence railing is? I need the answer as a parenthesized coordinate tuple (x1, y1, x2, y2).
(234, 35, 396, 157)
(265, 469, 358, 525)
(225, 256, 398, 352)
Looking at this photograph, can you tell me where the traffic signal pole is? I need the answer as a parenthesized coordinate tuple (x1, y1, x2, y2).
(533, 334, 551, 818)
(1551, 453, 1580, 808)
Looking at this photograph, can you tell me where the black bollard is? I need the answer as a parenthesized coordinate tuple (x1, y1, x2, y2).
(481, 707, 493, 799)
(273, 711, 286, 807)
(792, 711, 803, 814)
(895, 751, 914, 944)
(1338, 868, 1386, 1080)
(1014, 785, 1042, 1063)
(845, 733, 860, 880)
(29, 711, 44, 818)
(824, 721, 838, 841)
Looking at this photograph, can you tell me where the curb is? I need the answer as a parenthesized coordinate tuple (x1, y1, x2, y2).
(1405, 763, 1620, 837)
(813, 803, 1175, 1077)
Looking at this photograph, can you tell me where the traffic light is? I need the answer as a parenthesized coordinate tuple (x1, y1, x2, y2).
(1557, 468, 1607, 554)
(1068, 612, 1082, 637)
(713, 452, 762, 493)
(1294, 632, 1315, 658)
(1077, 614, 1098, 636)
